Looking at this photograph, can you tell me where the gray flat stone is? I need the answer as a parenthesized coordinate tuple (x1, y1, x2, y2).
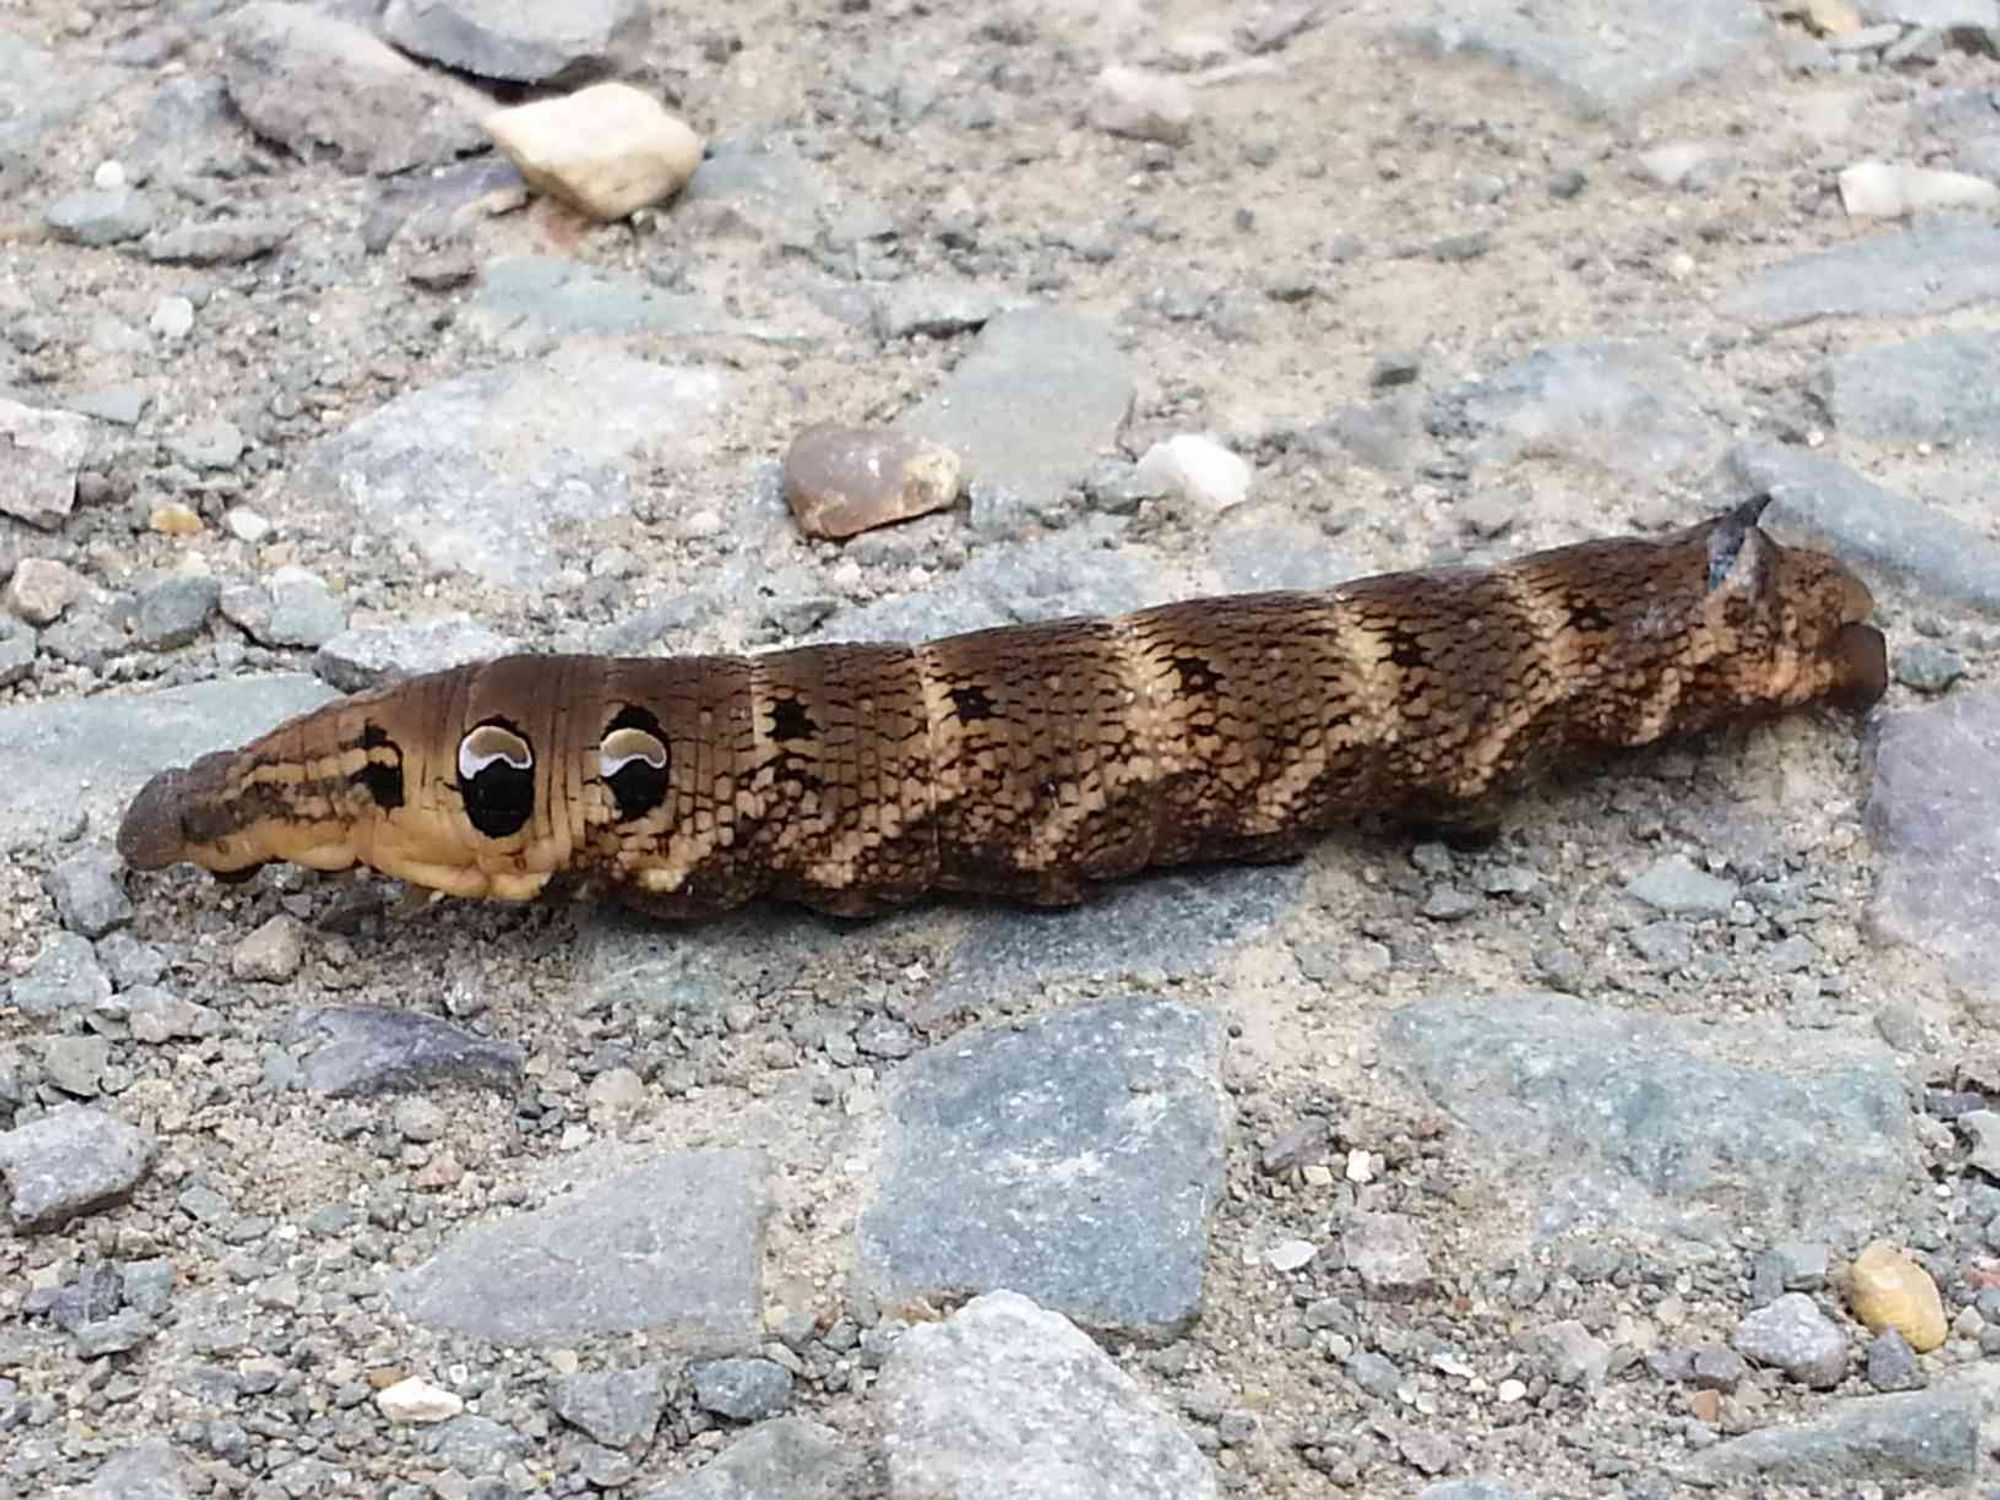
(0, 673, 332, 849)
(861, 997, 1225, 1336)
(1733, 1292, 1848, 1388)
(46, 845, 132, 938)
(935, 863, 1303, 1009)
(549, 1363, 668, 1448)
(1398, 0, 1767, 114)
(881, 1290, 1218, 1500)
(44, 188, 155, 246)
(0, 1104, 154, 1231)
(634, 1417, 863, 1500)
(691, 1358, 794, 1422)
(1720, 442, 2000, 612)
(66, 384, 151, 427)
(300, 348, 730, 586)
(1684, 1387, 1978, 1486)
(1211, 524, 1349, 593)
(140, 217, 293, 266)
(392, 1149, 764, 1347)
(10, 931, 111, 1017)
(897, 307, 1135, 535)
(1442, 341, 1725, 484)
(1384, 993, 1916, 1240)
(223, 1, 489, 175)
(0, 29, 115, 196)
(465, 255, 741, 352)
(1820, 330, 2000, 446)
(285, 1005, 525, 1097)
(1868, 691, 2000, 1004)
(134, 574, 221, 651)
(681, 138, 832, 243)
(314, 614, 514, 691)
(1625, 854, 1736, 917)
(1724, 220, 2000, 328)
(872, 278, 1010, 341)
(0, 398, 91, 531)
(382, 0, 649, 84)
(64, 1440, 190, 1500)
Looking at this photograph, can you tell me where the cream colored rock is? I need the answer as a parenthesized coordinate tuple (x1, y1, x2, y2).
(1089, 65, 1195, 145)
(375, 1374, 463, 1423)
(1839, 161, 2000, 220)
(1135, 433, 1251, 516)
(1846, 1241, 1947, 1353)
(484, 82, 702, 222)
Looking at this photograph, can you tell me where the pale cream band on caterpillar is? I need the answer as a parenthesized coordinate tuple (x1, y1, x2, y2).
(117, 498, 1888, 919)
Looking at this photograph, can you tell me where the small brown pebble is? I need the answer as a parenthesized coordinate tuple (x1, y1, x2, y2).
(5, 556, 88, 625)
(1688, 1387, 1721, 1424)
(1846, 1241, 1947, 1352)
(783, 423, 961, 540)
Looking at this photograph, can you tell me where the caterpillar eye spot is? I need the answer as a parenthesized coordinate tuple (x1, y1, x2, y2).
(600, 724, 670, 822)
(457, 720, 535, 839)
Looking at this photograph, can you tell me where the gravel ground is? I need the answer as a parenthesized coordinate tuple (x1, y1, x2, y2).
(6, 1, 2000, 1497)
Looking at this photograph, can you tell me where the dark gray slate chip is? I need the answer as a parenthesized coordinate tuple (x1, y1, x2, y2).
(0, 673, 333, 849)
(1868, 691, 2000, 1003)
(45, 845, 131, 937)
(690, 1358, 794, 1422)
(392, 1149, 764, 1346)
(0, 1104, 154, 1231)
(633, 1417, 864, 1500)
(285, 1005, 526, 1097)
(549, 1362, 668, 1448)
(1721, 442, 2000, 612)
(381, 0, 649, 85)
(465, 255, 741, 350)
(1819, 330, 2000, 446)
(1723, 220, 2000, 327)
(860, 997, 1224, 1336)
(1684, 1387, 1978, 1485)
(11, 930, 112, 1017)
(1385, 993, 1915, 1240)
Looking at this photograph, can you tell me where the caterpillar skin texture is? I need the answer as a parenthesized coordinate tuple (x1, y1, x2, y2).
(118, 501, 1887, 919)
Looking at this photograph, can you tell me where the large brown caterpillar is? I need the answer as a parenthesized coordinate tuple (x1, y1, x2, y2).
(118, 500, 1886, 919)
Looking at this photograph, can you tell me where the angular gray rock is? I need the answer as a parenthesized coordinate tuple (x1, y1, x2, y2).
(392, 1150, 764, 1346)
(0, 29, 114, 196)
(300, 348, 730, 586)
(634, 1417, 863, 1500)
(65, 1440, 189, 1500)
(860, 997, 1225, 1336)
(0, 398, 91, 531)
(691, 1358, 794, 1422)
(1723, 221, 2000, 327)
(1384, 994, 1915, 1239)
(880, 1290, 1218, 1500)
(549, 1363, 668, 1448)
(223, 2, 489, 176)
(382, 0, 649, 84)
(897, 307, 1135, 534)
(45, 845, 132, 938)
(1684, 1387, 1978, 1485)
(1624, 854, 1736, 917)
(44, 188, 155, 246)
(465, 255, 740, 351)
(11, 931, 112, 1017)
(140, 217, 293, 266)
(1732, 1293, 1848, 1388)
(681, 138, 832, 243)
(285, 1006, 525, 1097)
(0, 1104, 154, 1231)
(1721, 442, 2000, 612)
(0, 673, 333, 848)
(1868, 691, 2000, 1003)
(1398, 0, 1767, 114)
(134, 574, 220, 651)
(1819, 330, 2000, 447)
(1418, 1484, 1535, 1500)
(314, 614, 515, 691)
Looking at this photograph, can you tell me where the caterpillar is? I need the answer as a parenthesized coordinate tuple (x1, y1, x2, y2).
(117, 498, 1886, 920)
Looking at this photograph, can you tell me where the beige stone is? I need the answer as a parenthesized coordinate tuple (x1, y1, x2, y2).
(484, 82, 702, 222)
(784, 423, 962, 540)
(5, 557, 88, 626)
(1089, 65, 1195, 146)
(1846, 1241, 1947, 1353)
(1839, 161, 2000, 220)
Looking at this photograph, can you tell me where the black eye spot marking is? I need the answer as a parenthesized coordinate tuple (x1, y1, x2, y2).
(769, 697, 817, 743)
(456, 718, 534, 840)
(350, 720, 404, 810)
(1172, 655, 1222, 695)
(1381, 629, 1427, 671)
(1567, 600, 1615, 634)
(599, 706, 670, 823)
(948, 684, 998, 723)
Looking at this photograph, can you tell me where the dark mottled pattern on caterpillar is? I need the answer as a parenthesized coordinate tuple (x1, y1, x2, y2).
(118, 500, 1887, 919)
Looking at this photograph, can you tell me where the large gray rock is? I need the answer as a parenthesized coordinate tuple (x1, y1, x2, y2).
(549, 1363, 668, 1448)
(62, 1440, 190, 1500)
(1442, 341, 1725, 484)
(301, 349, 730, 586)
(1384, 994, 1916, 1240)
(1724, 221, 2000, 327)
(10, 931, 111, 1018)
(1684, 1387, 1978, 1486)
(392, 1150, 764, 1346)
(860, 998, 1225, 1337)
(1721, 442, 2000, 612)
(0, 1104, 154, 1231)
(897, 308, 1135, 534)
(0, 398, 91, 531)
(285, 1006, 526, 1097)
(634, 1418, 863, 1500)
(0, 674, 333, 849)
(465, 255, 740, 352)
(314, 614, 515, 691)
(1398, 0, 1766, 114)
(0, 29, 114, 196)
(382, 0, 649, 84)
(880, 1290, 1218, 1500)
(1819, 330, 2000, 447)
(1869, 691, 2000, 1004)
(223, 2, 489, 175)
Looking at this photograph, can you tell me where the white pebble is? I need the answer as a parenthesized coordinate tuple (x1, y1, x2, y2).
(150, 296, 195, 341)
(374, 1375, 463, 1424)
(226, 506, 273, 543)
(1838, 161, 2000, 219)
(1344, 1148, 1374, 1184)
(92, 159, 126, 190)
(1089, 64, 1196, 145)
(1134, 433, 1251, 515)
(1267, 1238, 1319, 1272)
(1496, 1378, 1528, 1403)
